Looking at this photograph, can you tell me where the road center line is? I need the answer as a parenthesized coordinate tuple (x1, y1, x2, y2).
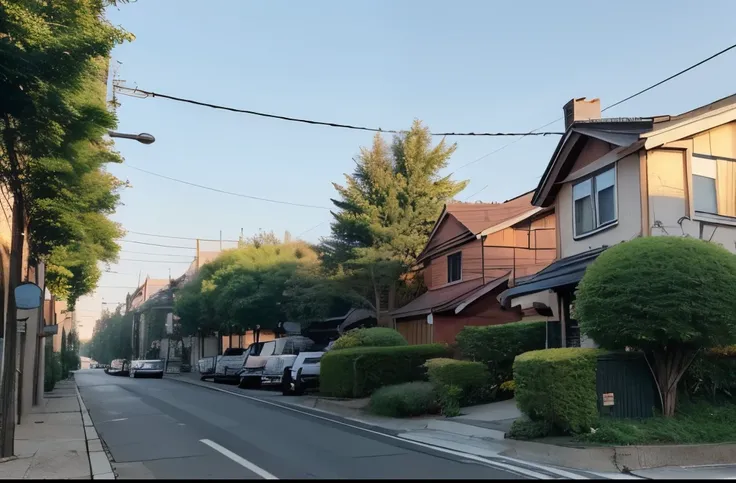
(200, 438, 278, 480)
(177, 380, 569, 480)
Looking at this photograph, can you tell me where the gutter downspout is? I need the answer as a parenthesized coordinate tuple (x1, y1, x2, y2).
(481, 235, 486, 285)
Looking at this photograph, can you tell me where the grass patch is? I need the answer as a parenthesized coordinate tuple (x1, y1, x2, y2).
(577, 400, 736, 445)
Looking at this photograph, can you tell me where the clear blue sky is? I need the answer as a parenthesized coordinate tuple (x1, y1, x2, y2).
(75, 0, 736, 337)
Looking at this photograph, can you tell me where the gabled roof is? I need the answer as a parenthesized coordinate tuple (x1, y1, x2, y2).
(392, 272, 510, 319)
(446, 191, 536, 234)
(532, 93, 736, 208)
(418, 191, 541, 262)
(532, 120, 654, 207)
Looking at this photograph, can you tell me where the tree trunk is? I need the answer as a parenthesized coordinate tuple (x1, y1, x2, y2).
(650, 348, 697, 417)
(0, 117, 25, 457)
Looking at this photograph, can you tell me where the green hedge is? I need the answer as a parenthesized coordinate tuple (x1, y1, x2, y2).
(44, 347, 62, 393)
(514, 348, 605, 435)
(369, 382, 439, 417)
(456, 321, 546, 385)
(424, 358, 491, 408)
(320, 344, 451, 398)
(684, 346, 736, 403)
(331, 327, 408, 351)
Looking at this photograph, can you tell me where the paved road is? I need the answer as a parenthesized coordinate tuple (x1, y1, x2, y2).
(76, 369, 526, 479)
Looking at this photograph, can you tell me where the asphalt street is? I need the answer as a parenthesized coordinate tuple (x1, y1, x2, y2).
(75, 369, 527, 479)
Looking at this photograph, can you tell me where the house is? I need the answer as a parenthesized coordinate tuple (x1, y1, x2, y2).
(499, 94, 736, 348)
(391, 192, 557, 344)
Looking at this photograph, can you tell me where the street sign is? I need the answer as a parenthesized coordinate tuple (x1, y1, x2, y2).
(17, 321, 26, 334)
(15, 282, 42, 310)
(602, 392, 615, 406)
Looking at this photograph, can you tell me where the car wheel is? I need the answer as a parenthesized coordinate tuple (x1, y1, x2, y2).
(293, 368, 305, 396)
(281, 369, 292, 396)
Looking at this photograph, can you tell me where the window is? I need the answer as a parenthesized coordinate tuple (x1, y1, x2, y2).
(447, 252, 462, 283)
(692, 154, 736, 217)
(573, 167, 617, 237)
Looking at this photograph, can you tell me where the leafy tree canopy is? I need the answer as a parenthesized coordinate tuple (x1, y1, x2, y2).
(175, 239, 319, 336)
(0, 0, 132, 307)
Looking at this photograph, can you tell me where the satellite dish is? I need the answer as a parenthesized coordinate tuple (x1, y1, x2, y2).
(15, 282, 42, 310)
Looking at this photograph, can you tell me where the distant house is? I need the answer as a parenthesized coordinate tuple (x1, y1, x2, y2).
(500, 94, 736, 348)
(391, 192, 557, 344)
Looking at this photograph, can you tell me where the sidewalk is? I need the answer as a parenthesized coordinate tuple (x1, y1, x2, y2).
(0, 379, 90, 479)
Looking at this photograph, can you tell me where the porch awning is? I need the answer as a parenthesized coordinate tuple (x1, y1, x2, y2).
(498, 247, 607, 309)
(392, 273, 510, 319)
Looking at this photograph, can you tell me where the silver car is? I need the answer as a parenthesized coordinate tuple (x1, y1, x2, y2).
(129, 359, 165, 379)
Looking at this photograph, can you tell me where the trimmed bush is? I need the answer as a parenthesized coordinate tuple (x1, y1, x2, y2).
(424, 358, 491, 407)
(44, 348, 61, 393)
(514, 348, 605, 434)
(684, 347, 736, 403)
(320, 344, 451, 398)
(369, 382, 439, 417)
(456, 321, 546, 386)
(331, 327, 408, 351)
(509, 416, 552, 440)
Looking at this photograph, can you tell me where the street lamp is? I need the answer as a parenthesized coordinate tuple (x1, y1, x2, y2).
(108, 130, 156, 145)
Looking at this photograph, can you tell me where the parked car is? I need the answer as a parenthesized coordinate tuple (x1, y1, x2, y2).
(239, 336, 315, 389)
(105, 359, 129, 377)
(198, 355, 220, 380)
(214, 347, 250, 384)
(282, 340, 334, 395)
(129, 359, 164, 379)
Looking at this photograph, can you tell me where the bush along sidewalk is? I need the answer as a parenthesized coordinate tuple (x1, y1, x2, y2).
(456, 320, 546, 399)
(424, 358, 492, 416)
(319, 343, 451, 398)
(369, 382, 439, 417)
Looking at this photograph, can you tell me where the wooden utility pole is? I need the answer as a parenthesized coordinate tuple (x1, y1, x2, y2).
(1, 121, 27, 457)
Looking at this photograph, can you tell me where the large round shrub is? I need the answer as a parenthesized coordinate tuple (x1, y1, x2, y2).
(574, 236, 736, 416)
(331, 327, 407, 350)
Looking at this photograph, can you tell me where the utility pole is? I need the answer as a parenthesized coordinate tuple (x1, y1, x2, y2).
(1, 122, 27, 458)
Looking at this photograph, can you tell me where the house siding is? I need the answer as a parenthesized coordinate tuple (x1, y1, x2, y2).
(429, 239, 483, 289)
(647, 121, 736, 253)
(559, 153, 642, 258)
(432, 289, 522, 345)
(425, 215, 471, 253)
(396, 317, 433, 345)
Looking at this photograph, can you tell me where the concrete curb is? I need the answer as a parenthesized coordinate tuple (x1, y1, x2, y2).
(75, 384, 116, 480)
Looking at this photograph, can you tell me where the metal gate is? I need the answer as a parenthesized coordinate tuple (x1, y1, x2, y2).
(596, 351, 658, 419)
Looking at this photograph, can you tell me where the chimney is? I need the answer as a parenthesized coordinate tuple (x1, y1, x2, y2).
(563, 98, 601, 130)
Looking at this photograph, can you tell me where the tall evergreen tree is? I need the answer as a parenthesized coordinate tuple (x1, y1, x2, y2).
(311, 121, 468, 319)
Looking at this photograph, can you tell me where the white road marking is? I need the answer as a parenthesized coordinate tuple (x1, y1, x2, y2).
(177, 381, 581, 480)
(200, 439, 278, 480)
(103, 417, 128, 423)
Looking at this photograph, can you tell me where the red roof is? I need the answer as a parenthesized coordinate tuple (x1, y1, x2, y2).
(445, 191, 535, 235)
(391, 273, 509, 319)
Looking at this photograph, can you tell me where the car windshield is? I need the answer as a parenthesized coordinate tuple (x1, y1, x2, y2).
(223, 348, 246, 357)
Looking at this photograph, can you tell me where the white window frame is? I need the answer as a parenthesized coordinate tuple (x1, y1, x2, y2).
(572, 165, 618, 240)
(692, 153, 735, 219)
(446, 251, 462, 284)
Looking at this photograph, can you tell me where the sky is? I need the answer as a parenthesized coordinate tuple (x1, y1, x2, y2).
(74, 0, 736, 339)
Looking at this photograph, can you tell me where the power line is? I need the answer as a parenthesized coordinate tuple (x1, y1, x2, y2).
(123, 164, 332, 210)
(119, 250, 197, 258)
(114, 85, 563, 138)
(117, 258, 193, 264)
(120, 239, 196, 250)
(124, 230, 240, 243)
(602, 42, 736, 112)
(453, 41, 736, 173)
(297, 221, 327, 238)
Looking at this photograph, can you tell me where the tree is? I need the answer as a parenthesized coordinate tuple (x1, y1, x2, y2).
(574, 236, 736, 417)
(175, 240, 319, 338)
(316, 121, 466, 318)
(88, 307, 133, 365)
(0, 1, 132, 309)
